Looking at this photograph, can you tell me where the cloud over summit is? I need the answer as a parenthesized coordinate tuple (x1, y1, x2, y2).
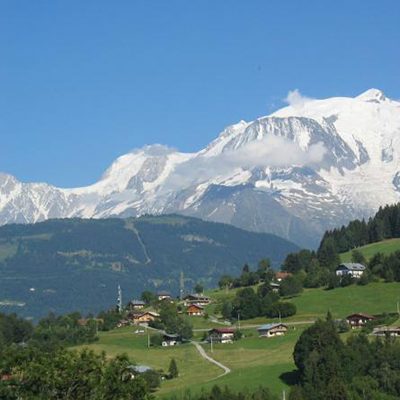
(284, 89, 314, 107)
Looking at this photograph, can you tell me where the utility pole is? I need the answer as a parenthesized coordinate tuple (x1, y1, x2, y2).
(180, 271, 185, 300)
(282, 390, 286, 400)
(210, 335, 213, 353)
(117, 284, 122, 314)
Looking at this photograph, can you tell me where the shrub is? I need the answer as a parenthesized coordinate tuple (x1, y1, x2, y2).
(266, 302, 297, 318)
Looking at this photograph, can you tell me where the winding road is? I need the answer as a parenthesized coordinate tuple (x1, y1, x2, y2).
(191, 341, 231, 379)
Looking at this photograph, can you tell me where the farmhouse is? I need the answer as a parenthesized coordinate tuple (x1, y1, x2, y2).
(127, 300, 145, 310)
(187, 303, 204, 316)
(336, 263, 366, 278)
(257, 323, 288, 338)
(270, 282, 280, 293)
(162, 333, 182, 347)
(372, 326, 400, 337)
(275, 272, 292, 282)
(183, 293, 211, 306)
(346, 313, 376, 328)
(208, 328, 235, 344)
(157, 291, 172, 301)
(129, 311, 160, 324)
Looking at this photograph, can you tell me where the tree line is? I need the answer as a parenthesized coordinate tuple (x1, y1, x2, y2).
(289, 313, 400, 399)
(320, 203, 400, 254)
(0, 311, 156, 399)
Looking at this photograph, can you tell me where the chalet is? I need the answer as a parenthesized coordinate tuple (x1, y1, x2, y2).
(270, 282, 280, 293)
(346, 313, 376, 328)
(208, 328, 235, 344)
(257, 323, 288, 338)
(129, 311, 160, 324)
(372, 326, 400, 337)
(187, 304, 204, 316)
(123, 365, 153, 380)
(127, 300, 145, 310)
(157, 291, 172, 301)
(162, 333, 182, 347)
(183, 293, 211, 306)
(117, 319, 130, 328)
(336, 263, 366, 278)
(275, 272, 292, 282)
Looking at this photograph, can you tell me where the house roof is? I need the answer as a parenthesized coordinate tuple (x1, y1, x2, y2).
(129, 300, 145, 305)
(373, 326, 400, 334)
(184, 293, 210, 300)
(132, 311, 159, 319)
(188, 304, 204, 310)
(337, 263, 366, 271)
(209, 328, 235, 334)
(275, 272, 292, 279)
(346, 313, 376, 320)
(258, 323, 288, 331)
(163, 333, 181, 339)
(133, 365, 152, 373)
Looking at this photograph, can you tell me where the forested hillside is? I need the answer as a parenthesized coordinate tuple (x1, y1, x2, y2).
(319, 203, 400, 253)
(0, 215, 298, 319)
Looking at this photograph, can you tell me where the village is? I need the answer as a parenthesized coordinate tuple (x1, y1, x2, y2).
(111, 261, 400, 350)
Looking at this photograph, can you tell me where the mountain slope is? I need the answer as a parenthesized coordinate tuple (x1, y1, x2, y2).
(1, 89, 400, 247)
(0, 215, 298, 319)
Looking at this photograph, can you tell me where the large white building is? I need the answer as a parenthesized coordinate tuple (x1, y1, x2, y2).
(335, 263, 366, 278)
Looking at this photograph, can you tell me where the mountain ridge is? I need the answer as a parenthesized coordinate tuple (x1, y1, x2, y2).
(0, 214, 298, 318)
(1, 89, 400, 247)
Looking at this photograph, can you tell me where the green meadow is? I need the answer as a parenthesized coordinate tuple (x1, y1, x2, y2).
(74, 327, 221, 397)
(340, 238, 400, 262)
(74, 281, 400, 398)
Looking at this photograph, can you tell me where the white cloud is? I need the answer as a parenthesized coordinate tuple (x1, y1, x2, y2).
(284, 89, 314, 107)
(164, 135, 326, 191)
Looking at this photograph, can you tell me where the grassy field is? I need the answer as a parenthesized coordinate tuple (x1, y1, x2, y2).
(74, 326, 221, 397)
(191, 327, 305, 397)
(288, 282, 400, 320)
(74, 281, 400, 398)
(208, 282, 400, 324)
(74, 324, 304, 399)
(340, 238, 400, 262)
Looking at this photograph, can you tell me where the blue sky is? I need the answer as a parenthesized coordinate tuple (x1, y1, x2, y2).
(1, 1, 399, 187)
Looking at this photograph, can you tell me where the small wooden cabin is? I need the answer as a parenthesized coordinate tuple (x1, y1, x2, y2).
(346, 313, 376, 328)
(130, 311, 160, 324)
(162, 333, 182, 347)
(187, 304, 204, 316)
(257, 323, 288, 338)
(208, 328, 235, 344)
(183, 294, 211, 306)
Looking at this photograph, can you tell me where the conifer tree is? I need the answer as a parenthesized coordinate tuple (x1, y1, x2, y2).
(168, 358, 179, 379)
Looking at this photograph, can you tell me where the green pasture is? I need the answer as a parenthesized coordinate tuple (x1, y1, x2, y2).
(340, 238, 400, 262)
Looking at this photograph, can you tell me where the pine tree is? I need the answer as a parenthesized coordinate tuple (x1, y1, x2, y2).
(168, 358, 178, 378)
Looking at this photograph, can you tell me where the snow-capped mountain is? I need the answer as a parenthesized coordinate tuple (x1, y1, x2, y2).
(1, 89, 400, 248)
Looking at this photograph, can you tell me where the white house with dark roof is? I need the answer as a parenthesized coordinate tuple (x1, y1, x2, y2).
(336, 263, 366, 278)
